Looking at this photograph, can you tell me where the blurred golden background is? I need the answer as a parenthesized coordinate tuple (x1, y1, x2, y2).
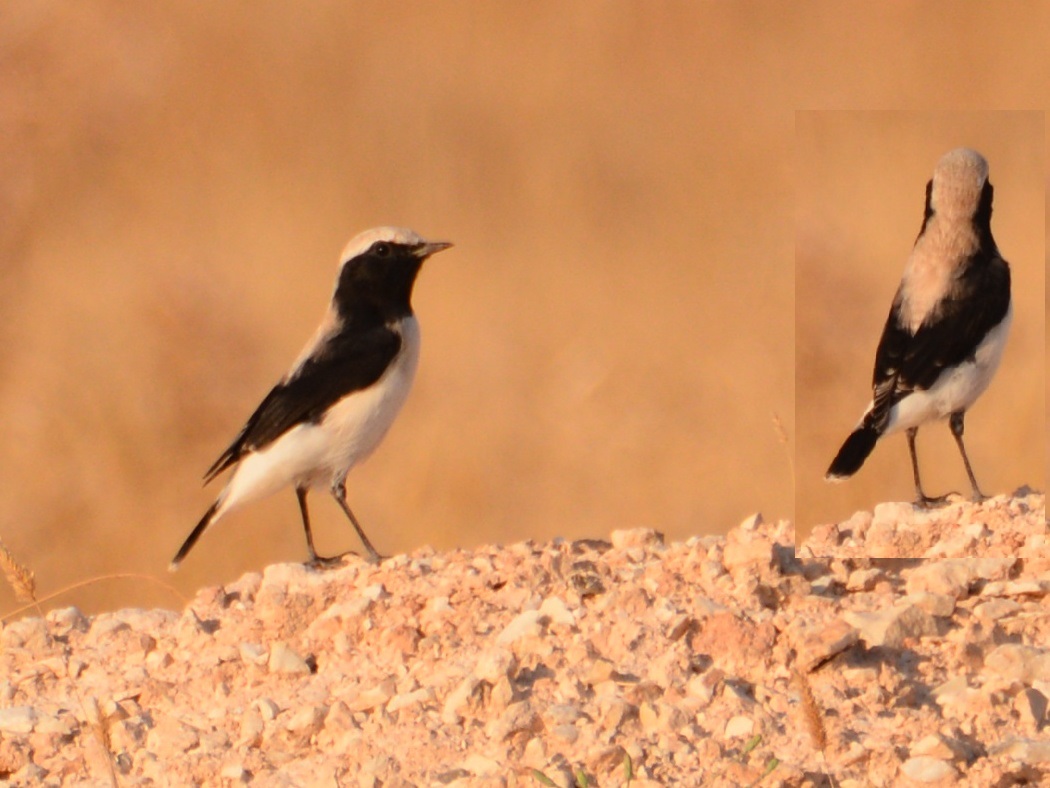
(0, 4, 1045, 612)
(797, 112, 1045, 531)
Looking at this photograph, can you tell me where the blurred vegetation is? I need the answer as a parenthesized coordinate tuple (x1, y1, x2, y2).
(0, 3, 1044, 611)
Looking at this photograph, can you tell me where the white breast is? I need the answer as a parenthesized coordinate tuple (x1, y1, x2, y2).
(314, 315, 421, 477)
(214, 317, 421, 516)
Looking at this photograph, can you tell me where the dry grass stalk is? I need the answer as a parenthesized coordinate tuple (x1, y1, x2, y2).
(794, 668, 827, 753)
(0, 534, 118, 787)
(0, 537, 36, 604)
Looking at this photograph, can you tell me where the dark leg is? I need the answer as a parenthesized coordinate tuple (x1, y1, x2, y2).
(297, 487, 344, 568)
(907, 428, 951, 508)
(949, 411, 986, 502)
(331, 480, 383, 563)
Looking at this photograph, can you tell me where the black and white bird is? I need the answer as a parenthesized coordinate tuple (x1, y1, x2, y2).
(825, 148, 1012, 506)
(170, 226, 451, 570)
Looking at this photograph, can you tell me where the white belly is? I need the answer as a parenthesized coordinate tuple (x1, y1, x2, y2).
(884, 306, 1011, 435)
(215, 317, 421, 516)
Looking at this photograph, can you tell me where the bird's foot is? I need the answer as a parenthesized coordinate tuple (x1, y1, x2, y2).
(913, 491, 957, 510)
(969, 489, 988, 504)
(307, 548, 385, 569)
(307, 551, 356, 570)
(364, 550, 385, 565)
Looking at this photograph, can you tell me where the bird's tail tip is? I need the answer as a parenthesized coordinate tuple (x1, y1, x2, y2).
(170, 499, 221, 570)
(825, 424, 879, 481)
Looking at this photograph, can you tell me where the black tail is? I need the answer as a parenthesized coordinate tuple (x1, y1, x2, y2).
(825, 425, 879, 480)
(169, 499, 220, 571)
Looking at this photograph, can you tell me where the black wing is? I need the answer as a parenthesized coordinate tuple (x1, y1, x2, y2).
(203, 324, 402, 483)
(866, 253, 1010, 431)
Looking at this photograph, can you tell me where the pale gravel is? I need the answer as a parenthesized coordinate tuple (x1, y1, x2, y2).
(0, 491, 1045, 786)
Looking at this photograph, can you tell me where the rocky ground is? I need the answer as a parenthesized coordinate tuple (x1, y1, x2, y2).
(0, 491, 1046, 786)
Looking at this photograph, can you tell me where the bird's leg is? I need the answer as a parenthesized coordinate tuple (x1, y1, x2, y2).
(950, 411, 987, 502)
(331, 480, 384, 564)
(907, 428, 952, 508)
(297, 487, 344, 569)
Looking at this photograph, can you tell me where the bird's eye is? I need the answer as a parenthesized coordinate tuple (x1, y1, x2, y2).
(373, 242, 391, 257)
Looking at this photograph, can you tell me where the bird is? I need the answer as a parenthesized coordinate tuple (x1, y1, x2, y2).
(170, 226, 451, 570)
(825, 148, 1012, 507)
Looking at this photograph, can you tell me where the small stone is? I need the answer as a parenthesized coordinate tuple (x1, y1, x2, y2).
(285, 705, 327, 736)
(268, 642, 311, 675)
(254, 698, 280, 720)
(984, 644, 1050, 684)
(685, 673, 717, 705)
(546, 704, 583, 726)
(473, 647, 516, 683)
(931, 676, 980, 712)
(145, 650, 174, 672)
(585, 659, 617, 685)
(260, 561, 313, 591)
(387, 686, 435, 713)
(989, 738, 1050, 762)
(236, 708, 264, 748)
(638, 702, 659, 735)
(220, 763, 250, 783)
(538, 596, 576, 627)
(348, 678, 396, 712)
(488, 676, 515, 712)
(844, 604, 937, 648)
(487, 700, 539, 741)
(12, 762, 46, 785)
(846, 568, 882, 591)
(34, 711, 77, 738)
(523, 736, 546, 766)
(428, 596, 452, 614)
(972, 598, 1022, 621)
(723, 516, 775, 574)
(552, 723, 579, 743)
(903, 592, 956, 618)
(1015, 688, 1048, 730)
(0, 707, 37, 734)
(145, 715, 199, 753)
(46, 607, 89, 635)
(442, 676, 480, 725)
(361, 583, 388, 601)
(724, 715, 754, 738)
(460, 753, 500, 777)
(598, 698, 635, 734)
(496, 610, 545, 646)
(0, 619, 47, 649)
(89, 616, 131, 640)
(239, 642, 269, 665)
(610, 528, 664, 550)
(586, 745, 630, 776)
(983, 579, 1050, 597)
(905, 558, 1014, 598)
(871, 501, 915, 529)
(795, 618, 859, 672)
(899, 755, 958, 782)
(911, 734, 958, 761)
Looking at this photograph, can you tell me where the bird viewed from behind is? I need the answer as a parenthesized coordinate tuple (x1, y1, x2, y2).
(170, 227, 452, 570)
(825, 148, 1012, 506)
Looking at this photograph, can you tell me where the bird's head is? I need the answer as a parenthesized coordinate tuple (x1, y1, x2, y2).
(333, 226, 452, 319)
(928, 148, 991, 221)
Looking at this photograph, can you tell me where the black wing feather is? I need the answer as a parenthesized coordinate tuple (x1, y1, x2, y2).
(204, 325, 402, 483)
(865, 253, 1010, 432)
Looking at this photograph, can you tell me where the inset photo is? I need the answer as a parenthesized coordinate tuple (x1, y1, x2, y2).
(796, 111, 1045, 555)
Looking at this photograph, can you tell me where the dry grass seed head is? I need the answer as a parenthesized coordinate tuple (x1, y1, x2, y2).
(0, 538, 36, 604)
